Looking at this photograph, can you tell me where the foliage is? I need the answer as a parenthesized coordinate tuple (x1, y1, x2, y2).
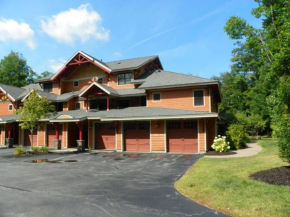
(14, 146, 26, 156)
(235, 112, 266, 137)
(223, 0, 290, 162)
(39, 146, 49, 153)
(37, 71, 53, 79)
(175, 139, 290, 217)
(227, 124, 248, 149)
(32, 147, 39, 153)
(16, 89, 56, 147)
(211, 135, 230, 152)
(0, 51, 37, 86)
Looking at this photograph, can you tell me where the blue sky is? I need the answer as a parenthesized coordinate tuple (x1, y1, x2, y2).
(0, 0, 260, 78)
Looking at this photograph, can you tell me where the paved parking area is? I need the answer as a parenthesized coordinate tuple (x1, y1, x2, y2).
(0, 149, 227, 217)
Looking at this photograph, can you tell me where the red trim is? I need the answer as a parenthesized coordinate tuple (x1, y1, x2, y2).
(76, 122, 83, 140)
(52, 123, 59, 140)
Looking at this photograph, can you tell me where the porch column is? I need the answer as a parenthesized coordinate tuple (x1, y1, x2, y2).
(76, 122, 85, 152)
(86, 97, 89, 111)
(4, 123, 13, 148)
(107, 96, 110, 111)
(52, 122, 61, 150)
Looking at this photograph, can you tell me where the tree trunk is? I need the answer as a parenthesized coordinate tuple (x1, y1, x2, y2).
(30, 129, 33, 148)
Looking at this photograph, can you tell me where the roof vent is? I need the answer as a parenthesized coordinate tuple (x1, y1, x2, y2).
(118, 62, 121, 64)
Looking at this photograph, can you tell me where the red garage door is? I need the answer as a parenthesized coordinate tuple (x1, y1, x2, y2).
(167, 121, 198, 153)
(124, 122, 150, 152)
(24, 129, 37, 146)
(95, 123, 115, 150)
(47, 124, 62, 148)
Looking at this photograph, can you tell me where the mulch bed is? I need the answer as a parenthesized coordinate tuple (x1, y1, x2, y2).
(205, 151, 237, 156)
(250, 166, 290, 187)
(4, 152, 51, 158)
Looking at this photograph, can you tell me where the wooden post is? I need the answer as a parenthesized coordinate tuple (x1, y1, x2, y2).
(86, 97, 89, 111)
(107, 96, 110, 111)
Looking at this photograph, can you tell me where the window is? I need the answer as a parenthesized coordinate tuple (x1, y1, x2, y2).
(43, 83, 53, 93)
(75, 102, 81, 110)
(124, 122, 136, 130)
(139, 122, 149, 130)
(73, 81, 79, 87)
(118, 99, 130, 109)
(8, 104, 13, 111)
(184, 121, 197, 129)
(194, 90, 204, 106)
(56, 102, 63, 112)
(168, 122, 181, 130)
(118, 73, 131, 85)
(153, 93, 161, 101)
(140, 96, 146, 106)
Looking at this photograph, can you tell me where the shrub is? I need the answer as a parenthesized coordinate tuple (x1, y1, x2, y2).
(227, 124, 248, 149)
(39, 146, 48, 153)
(14, 146, 26, 156)
(32, 147, 39, 153)
(211, 135, 230, 152)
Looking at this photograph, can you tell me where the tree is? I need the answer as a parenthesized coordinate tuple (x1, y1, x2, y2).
(37, 71, 53, 79)
(0, 51, 37, 87)
(16, 89, 56, 147)
(224, 0, 290, 162)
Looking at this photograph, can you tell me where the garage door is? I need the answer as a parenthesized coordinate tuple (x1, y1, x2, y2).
(24, 129, 37, 146)
(167, 121, 198, 153)
(124, 122, 150, 152)
(95, 123, 115, 150)
(47, 124, 62, 148)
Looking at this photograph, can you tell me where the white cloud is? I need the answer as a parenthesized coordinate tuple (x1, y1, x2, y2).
(0, 19, 36, 49)
(113, 51, 122, 58)
(49, 58, 66, 72)
(41, 4, 110, 44)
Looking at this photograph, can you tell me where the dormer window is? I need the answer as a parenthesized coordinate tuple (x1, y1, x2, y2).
(73, 81, 79, 87)
(8, 104, 13, 111)
(75, 102, 81, 110)
(43, 82, 53, 93)
(153, 93, 161, 101)
(97, 78, 103, 84)
(118, 73, 131, 85)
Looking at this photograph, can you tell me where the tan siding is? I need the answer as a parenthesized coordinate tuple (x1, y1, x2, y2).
(0, 126, 5, 145)
(63, 102, 68, 111)
(0, 102, 15, 115)
(62, 123, 67, 148)
(116, 122, 122, 150)
(199, 119, 206, 152)
(37, 123, 45, 147)
(18, 127, 22, 146)
(151, 120, 165, 151)
(147, 87, 210, 112)
(67, 63, 105, 80)
(207, 118, 216, 150)
(52, 82, 60, 95)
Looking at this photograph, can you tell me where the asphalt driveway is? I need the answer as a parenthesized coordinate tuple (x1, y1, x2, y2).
(0, 148, 227, 217)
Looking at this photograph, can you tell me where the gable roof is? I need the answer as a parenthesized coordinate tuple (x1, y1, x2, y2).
(138, 70, 218, 90)
(105, 55, 160, 72)
(35, 75, 54, 83)
(0, 84, 26, 102)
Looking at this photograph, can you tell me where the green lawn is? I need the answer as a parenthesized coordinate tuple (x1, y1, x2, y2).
(175, 139, 290, 217)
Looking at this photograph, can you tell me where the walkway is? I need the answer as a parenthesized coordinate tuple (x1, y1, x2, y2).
(205, 142, 262, 158)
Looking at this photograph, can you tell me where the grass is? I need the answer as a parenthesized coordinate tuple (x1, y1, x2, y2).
(175, 139, 290, 217)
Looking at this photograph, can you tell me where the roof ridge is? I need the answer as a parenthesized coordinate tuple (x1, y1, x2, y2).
(105, 55, 157, 64)
(156, 70, 215, 80)
(0, 83, 26, 90)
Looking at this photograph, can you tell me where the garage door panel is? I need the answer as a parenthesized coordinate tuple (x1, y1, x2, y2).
(24, 130, 37, 146)
(124, 122, 150, 152)
(167, 121, 198, 153)
(95, 123, 115, 150)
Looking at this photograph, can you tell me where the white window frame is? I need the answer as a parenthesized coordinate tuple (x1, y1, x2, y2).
(73, 80, 79, 87)
(75, 102, 81, 110)
(193, 89, 205, 107)
(8, 104, 13, 111)
(152, 92, 161, 102)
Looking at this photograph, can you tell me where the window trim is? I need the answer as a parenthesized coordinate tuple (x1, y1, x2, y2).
(73, 80, 79, 87)
(117, 72, 132, 85)
(8, 104, 13, 111)
(193, 89, 205, 107)
(75, 102, 81, 110)
(152, 92, 161, 102)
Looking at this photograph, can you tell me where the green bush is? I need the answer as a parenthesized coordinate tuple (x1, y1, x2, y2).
(227, 124, 248, 149)
(211, 135, 230, 152)
(39, 146, 48, 153)
(32, 147, 39, 153)
(14, 146, 26, 156)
